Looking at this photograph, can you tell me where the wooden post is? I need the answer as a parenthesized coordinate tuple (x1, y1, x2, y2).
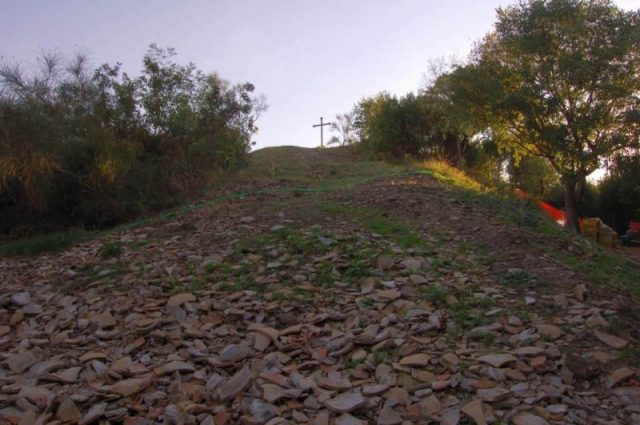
(313, 116, 331, 148)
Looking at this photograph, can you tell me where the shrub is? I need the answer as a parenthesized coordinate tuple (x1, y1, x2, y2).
(0, 45, 266, 234)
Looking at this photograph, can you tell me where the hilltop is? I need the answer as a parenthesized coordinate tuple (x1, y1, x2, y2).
(1, 146, 639, 424)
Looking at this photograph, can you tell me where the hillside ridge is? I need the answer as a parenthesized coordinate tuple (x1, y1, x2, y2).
(1, 146, 639, 425)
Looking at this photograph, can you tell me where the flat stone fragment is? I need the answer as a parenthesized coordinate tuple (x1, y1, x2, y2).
(56, 396, 82, 422)
(513, 346, 544, 356)
(607, 368, 636, 388)
(262, 384, 286, 403)
(111, 376, 152, 397)
(512, 414, 549, 425)
(6, 351, 36, 374)
(336, 413, 367, 425)
(440, 407, 461, 425)
(154, 360, 196, 375)
(92, 312, 116, 329)
(377, 256, 395, 270)
(80, 402, 107, 425)
(399, 353, 430, 367)
(477, 354, 517, 368)
(377, 290, 402, 301)
(10, 292, 31, 306)
(536, 324, 564, 340)
(477, 387, 511, 402)
(401, 258, 422, 271)
(442, 353, 459, 366)
(377, 406, 402, 425)
(594, 330, 629, 349)
(362, 383, 390, 396)
(247, 324, 280, 341)
(461, 399, 487, 425)
(217, 366, 253, 401)
(18, 410, 36, 425)
(318, 376, 352, 391)
(325, 391, 366, 413)
(167, 292, 196, 307)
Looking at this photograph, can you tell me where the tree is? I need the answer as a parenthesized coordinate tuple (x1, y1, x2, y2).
(0, 46, 266, 232)
(455, 0, 640, 232)
(328, 112, 357, 146)
(508, 156, 559, 199)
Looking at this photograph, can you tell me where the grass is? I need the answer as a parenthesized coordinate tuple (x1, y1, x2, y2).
(420, 160, 483, 192)
(240, 145, 406, 188)
(99, 240, 123, 259)
(0, 228, 92, 256)
(554, 248, 640, 297)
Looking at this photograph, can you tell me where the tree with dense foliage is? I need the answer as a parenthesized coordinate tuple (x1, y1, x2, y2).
(0, 46, 265, 233)
(352, 91, 469, 163)
(448, 0, 640, 232)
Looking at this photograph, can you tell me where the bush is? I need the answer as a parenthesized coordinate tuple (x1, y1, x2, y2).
(598, 155, 640, 234)
(0, 46, 266, 234)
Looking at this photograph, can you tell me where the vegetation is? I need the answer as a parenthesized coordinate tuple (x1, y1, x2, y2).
(438, 0, 640, 232)
(332, 0, 640, 235)
(0, 45, 265, 235)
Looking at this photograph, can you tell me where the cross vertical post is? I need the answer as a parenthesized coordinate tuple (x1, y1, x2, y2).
(313, 116, 332, 148)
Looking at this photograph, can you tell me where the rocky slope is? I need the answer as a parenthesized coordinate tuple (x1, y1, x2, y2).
(0, 147, 638, 425)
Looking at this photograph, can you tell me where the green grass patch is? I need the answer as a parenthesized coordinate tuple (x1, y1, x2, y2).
(554, 249, 640, 297)
(99, 240, 123, 259)
(0, 228, 92, 257)
(363, 213, 427, 249)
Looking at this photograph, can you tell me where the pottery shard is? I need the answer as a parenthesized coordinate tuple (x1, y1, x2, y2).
(477, 354, 517, 368)
(217, 366, 253, 401)
(536, 324, 564, 340)
(461, 399, 487, 425)
(325, 391, 367, 413)
(167, 292, 196, 307)
(399, 353, 431, 367)
(594, 330, 629, 349)
(111, 376, 152, 397)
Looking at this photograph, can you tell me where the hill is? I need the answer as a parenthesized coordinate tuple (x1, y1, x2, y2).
(1, 146, 639, 424)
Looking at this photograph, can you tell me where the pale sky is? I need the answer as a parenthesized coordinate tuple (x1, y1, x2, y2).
(1, 0, 637, 151)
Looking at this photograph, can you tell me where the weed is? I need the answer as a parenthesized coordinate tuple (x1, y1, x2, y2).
(420, 285, 449, 305)
(498, 269, 535, 286)
(372, 350, 391, 365)
(345, 357, 365, 369)
(361, 297, 375, 307)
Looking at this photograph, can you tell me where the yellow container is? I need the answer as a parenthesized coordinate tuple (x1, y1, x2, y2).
(582, 217, 601, 238)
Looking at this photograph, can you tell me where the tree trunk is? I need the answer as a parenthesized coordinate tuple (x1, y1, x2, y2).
(563, 176, 583, 233)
